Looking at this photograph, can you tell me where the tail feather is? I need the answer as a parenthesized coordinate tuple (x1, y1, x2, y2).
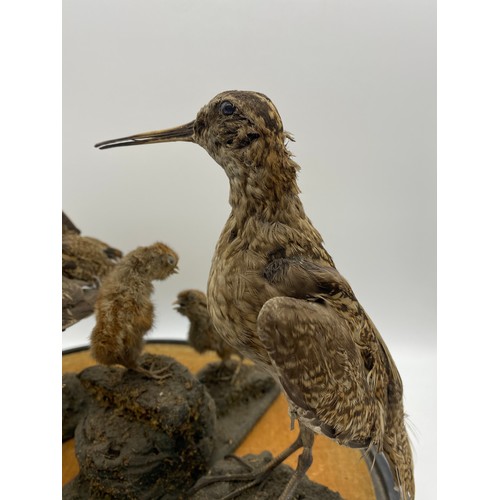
(383, 411, 415, 499)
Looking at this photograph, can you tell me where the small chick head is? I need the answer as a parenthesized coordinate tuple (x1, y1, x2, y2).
(130, 242, 179, 281)
(174, 289, 207, 318)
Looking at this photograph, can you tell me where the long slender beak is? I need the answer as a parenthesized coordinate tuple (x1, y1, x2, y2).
(95, 121, 195, 150)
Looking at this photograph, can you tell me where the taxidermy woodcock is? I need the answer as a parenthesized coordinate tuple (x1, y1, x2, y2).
(96, 91, 415, 499)
(174, 289, 244, 380)
(90, 242, 178, 380)
(62, 211, 123, 283)
(62, 211, 122, 330)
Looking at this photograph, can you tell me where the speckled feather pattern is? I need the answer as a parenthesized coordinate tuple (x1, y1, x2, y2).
(62, 232, 123, 283)
(62, 276, 99, 330)
(196, 92, 414, 499)
(61, 212, 122, 330)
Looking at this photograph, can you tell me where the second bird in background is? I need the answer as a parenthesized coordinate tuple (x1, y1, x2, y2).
(174, 289, 244, 381)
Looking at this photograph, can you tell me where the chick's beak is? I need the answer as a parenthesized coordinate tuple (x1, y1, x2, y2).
(95, 121, 195, 150)
(172, 299, 184, 312)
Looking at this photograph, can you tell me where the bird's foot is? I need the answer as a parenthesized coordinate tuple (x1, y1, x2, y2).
(229, 359, 243, 385)
(188, 433, 305, 499)
(187, 459, 274, 500)
(215, 365, 235, 382)
(147, 368, 172, 381)
(216, 360, 242, 384)
(132, 366, 172, 381)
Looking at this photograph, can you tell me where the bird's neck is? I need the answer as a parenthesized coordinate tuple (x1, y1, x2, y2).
(220, 153, 334, 266)
(113, 264, 153, 291)
(185, 307, 205, 326)
(227, 156, 306, 225)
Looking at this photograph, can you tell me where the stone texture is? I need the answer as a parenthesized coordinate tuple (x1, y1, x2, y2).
(197, 360, 280, 463)
(190, 451, 343, 500)
(71, 353, 216, 499)
(62, 372, 90, 441)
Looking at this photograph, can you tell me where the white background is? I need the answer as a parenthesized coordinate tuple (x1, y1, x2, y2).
(62, 1, 436, 498)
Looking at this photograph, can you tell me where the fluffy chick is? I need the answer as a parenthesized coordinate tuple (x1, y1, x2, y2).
(90, 242, 178, 379)
(174, 289, 244, 377)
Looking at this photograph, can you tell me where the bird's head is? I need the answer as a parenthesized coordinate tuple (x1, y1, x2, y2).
(173, 289, 207, 317)
(193, 90, 288, 169)
(95, 90, 296, 185)
(127, 242, 179, 281)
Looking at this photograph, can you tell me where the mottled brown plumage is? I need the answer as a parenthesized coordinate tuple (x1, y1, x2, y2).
(62, 276, 99, 330)
(96, 91, 414, 499)
(62, 211, 122, 283)
(174, 289, 244, 365)
(90, 242, 178, 379)
(62, 212, 123, 330)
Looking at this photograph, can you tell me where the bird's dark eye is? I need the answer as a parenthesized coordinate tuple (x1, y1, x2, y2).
(220, 101, 235, 116)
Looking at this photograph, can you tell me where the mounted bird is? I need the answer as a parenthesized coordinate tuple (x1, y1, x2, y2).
(62, 211, 122, 330)
(96, 91, 414, 499)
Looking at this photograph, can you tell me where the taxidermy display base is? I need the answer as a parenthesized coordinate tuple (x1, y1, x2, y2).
(62, 342, 387, 499)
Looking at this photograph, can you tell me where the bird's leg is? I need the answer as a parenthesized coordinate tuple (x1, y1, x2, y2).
(130, 365, 172, 381)
(217, 357, 241, 383)
(229, 356, 243, 384)
(217, 359, 234, 381)
(278, 425, 315, 500)
(144, 367, 172, 380)
(187, 431, 304, 498)
(222, 454, 255, 472)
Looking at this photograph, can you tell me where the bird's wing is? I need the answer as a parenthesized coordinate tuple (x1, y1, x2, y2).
(263, 256, 402, 391)
(83, 236, 123, 260)
(259, 256, 402, 446)
(62, 277, 99, 330)
(257, 295, 377, 446)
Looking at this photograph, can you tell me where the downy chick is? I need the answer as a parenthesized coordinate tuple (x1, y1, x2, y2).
(90, 242, 178, 379)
